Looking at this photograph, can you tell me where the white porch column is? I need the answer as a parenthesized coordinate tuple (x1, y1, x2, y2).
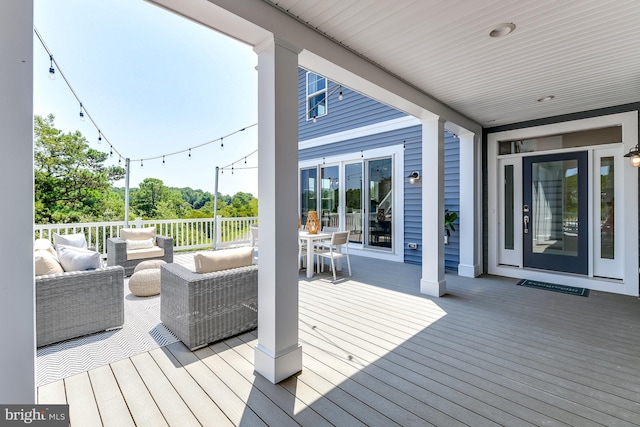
(253, 37, 303, 383)
(457, 131, 482, 277)
(421, 118, 446, 296)
(0, 0, 36, 402)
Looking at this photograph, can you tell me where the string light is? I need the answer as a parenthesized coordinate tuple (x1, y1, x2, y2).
(338, 85, 343, 101)
(140, 159, 143, 167)
(244, 157, 247, 164)
(220, 137, 224, 150)
(109, 146, 113, 156)
(231, 163, 234, 174)
(48, 55, 55, 80)
(79, 103, 84, 121)
(98, 130, 102, 144)
(313, 115, 317, 123)
(162, 155, 165, 165)
(188, 148, 191, 158)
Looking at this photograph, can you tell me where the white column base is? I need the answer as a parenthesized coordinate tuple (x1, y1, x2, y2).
(255, 343, 303, 384)
(458, 263, 480, 278)
(420, 279, 446, 297)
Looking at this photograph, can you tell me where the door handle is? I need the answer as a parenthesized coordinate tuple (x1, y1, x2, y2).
(523, 215, 529, 234)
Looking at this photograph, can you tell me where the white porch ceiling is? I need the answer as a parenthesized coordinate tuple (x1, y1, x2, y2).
(263, 0, 640, 127)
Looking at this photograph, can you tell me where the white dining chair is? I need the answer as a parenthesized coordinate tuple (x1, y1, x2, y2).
(298, 237, 308, 270)
(317, 230, 351, 281)
(249, 224, 259, 262)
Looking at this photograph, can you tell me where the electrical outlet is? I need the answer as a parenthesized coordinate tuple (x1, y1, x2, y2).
(408, 242, 418, 250)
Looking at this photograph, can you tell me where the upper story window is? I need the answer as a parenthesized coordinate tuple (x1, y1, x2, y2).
(306, 72, 327, 121)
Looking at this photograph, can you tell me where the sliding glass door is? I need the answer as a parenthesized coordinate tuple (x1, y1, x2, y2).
(366, 158, 393, 249)
(300, 156, 393, 251)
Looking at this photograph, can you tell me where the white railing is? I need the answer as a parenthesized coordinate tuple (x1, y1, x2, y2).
(34, 216, 259, 257)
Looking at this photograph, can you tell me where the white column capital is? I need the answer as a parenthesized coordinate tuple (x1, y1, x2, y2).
(254, 35, 303, 55)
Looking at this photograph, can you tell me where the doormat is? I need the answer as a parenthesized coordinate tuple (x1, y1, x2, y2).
(516, 279, 589, 297)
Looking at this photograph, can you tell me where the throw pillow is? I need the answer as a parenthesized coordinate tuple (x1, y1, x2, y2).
(56, 244, 101, 272)
(34, 238, 58, 259)
(52, 232, 87, 249)
(34, 250, 64, 276)
(194, 247, 253, 273)
(126, 238, 155, 250)
(119, 227, 156, 241)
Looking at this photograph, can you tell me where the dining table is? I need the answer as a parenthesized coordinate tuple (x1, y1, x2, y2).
(299, 231, 332, 278)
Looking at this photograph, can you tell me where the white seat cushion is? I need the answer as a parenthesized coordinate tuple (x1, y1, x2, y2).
(194, 247, 253, 273)
(34, 250, 64, 276)
(120, 227, 156, 242)
(53, 232, 87, 249)
(56, 244, 101, 272)
(126, 246, 165, 260)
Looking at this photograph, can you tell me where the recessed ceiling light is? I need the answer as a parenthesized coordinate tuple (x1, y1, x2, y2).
(489, 23, 516, 38)
(537, 95, 555, 102)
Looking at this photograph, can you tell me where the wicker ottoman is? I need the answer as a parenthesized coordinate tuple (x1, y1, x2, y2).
(134, 259, 167, 273)
(129, 267, 162, 297)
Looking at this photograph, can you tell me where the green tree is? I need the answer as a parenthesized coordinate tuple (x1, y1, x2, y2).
(34, 114, 126, 223)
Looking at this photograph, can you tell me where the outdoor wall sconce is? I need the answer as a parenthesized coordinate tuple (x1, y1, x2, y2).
(408, 170, 421, 184)
(624, 144, 640, 167)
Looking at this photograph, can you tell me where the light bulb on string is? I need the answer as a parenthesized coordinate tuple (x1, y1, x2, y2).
(98, 130, 102, 144)
(313, 115, 317, 123)
(244, 157, 247, 164)
(118, 157, 121, 164)
(188, 148, 191, 158)
(338, 86, 343, 101)
(48, 55, 55, 80)
(220, 137, 224, 150)
(141, 159, 143, 167)
(109, 146, 113, 157)
(232, 164, 234, 175)
(162, 155, 165, 165)
(79, 103, 85, 121)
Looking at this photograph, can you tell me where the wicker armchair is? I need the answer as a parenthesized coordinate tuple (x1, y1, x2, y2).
(36, 266, 125, 347)
(160, 262, 258, 350)
(107, 235, 173, 276)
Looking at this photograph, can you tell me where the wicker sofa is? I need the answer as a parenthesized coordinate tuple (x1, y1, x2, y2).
(160, 260, 258, 350)
(107, 227, 173, 276)
(36, 266, 125, 347)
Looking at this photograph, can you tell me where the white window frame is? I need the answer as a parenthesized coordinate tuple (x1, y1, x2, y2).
(299, 145, 405, 262)
(306, 72, 327, 121)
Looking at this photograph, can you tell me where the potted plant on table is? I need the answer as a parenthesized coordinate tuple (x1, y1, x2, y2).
(444, 209, 458, 245)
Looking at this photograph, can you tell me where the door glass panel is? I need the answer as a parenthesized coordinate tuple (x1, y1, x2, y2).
(320, 165, 339, 229)
(368, 158, 392, 249)
(300, 168, 317, 225)
(504, 164, 515, 250)
(600, 157, 615, 259)
(531, 159, 578, 256)
(345, 162, 363, 243)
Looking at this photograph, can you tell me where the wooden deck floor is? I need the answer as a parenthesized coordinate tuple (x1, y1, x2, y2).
(37, 255, 640, 426)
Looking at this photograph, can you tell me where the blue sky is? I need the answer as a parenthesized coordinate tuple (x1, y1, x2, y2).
(34, 0, 259, 197)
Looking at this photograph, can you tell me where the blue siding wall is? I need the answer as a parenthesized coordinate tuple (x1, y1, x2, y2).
(403, 131, 460, 269)
(297, 67, 460, 269)
(298, 68, 406, 142)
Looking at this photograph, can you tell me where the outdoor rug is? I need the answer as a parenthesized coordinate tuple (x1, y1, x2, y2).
(516, 279, 590, 297)
(36, 282, 179, 386)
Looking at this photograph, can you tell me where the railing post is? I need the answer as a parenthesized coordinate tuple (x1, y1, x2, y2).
(134, 217, 142, 228)
(214, 215, 222, 250)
